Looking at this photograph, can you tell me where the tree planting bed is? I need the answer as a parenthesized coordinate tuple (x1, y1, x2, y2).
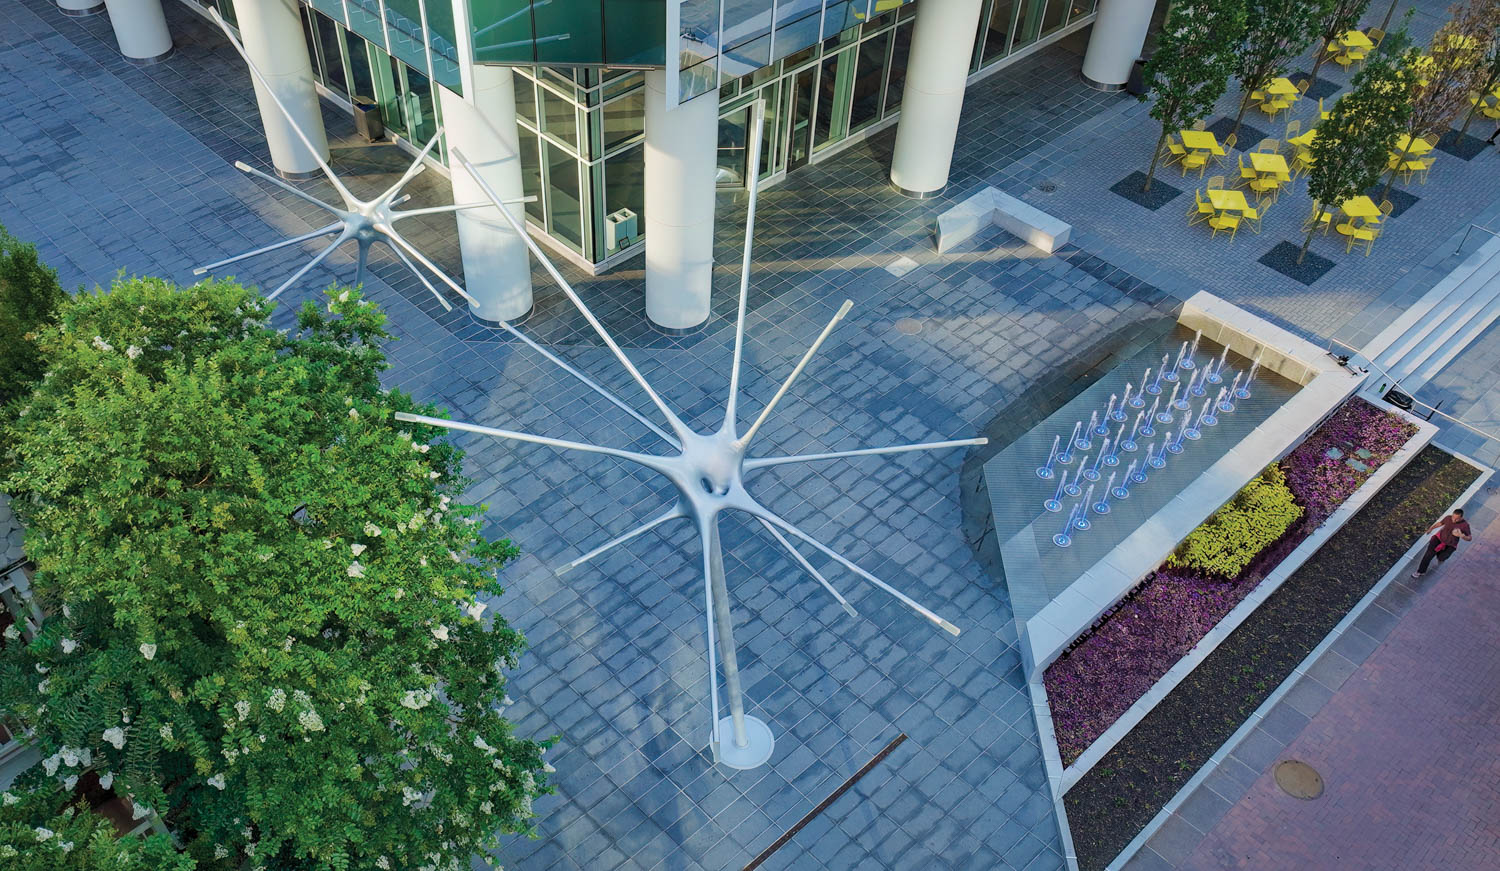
(1063, 444, 1480, 871)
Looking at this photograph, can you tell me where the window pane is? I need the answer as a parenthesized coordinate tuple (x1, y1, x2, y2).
(982, 0, 1017, 62)
(544, 141, 583, 249)
(773, 0, 822, 60)
(722, 0, 773, 62)
(603, 145, 645, 255)
(534, 0, 603, 64)
(346, 30, 375, 100)
(1040, 0, 1068, 37)
(813, 49, 851, 150)
(519, 130, 544, 224)
(540, 87, 578, 150)
(679, 0, 720, 67)
(404, 65, 437, 143)
(1016, 0, 1046, 48)
(884, 19, 912, 115)
(681, 59, 718, 100)
(345, 0, 386, 47)
(823, 0, 868, 40)
(314, 12, 348, 95)
(382, 0, 428, 71)
(601, 91, 645, 152)
(720, 33, 771, 81)
(309, 0, 344, 26)
(604, 0, 666, 65)
(849, 30, 889, 132)
(514, 76, 537, 126)
(717, 105, 750, 186)
(469, 0, 535, 64)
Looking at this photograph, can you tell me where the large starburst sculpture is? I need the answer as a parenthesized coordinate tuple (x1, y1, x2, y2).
(205, 17, 986, 767)
(196, 10, 529, 309)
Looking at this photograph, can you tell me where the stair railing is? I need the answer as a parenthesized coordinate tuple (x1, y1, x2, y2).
(1325, 337, 1500, 446)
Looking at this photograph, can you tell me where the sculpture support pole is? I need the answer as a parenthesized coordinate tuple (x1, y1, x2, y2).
(707, 522, 747, 747)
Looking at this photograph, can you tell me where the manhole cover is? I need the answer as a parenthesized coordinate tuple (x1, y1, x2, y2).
(895, 318, 922, 335)
(1036, 180, 1059, 193)
(1274, 760, 1324, 800)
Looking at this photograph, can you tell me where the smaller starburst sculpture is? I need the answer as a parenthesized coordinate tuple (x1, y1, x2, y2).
(196, 10, 528, 308)
(391, 104, 986, 769)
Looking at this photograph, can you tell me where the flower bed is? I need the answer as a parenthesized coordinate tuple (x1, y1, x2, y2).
(1045, 398, 1417, 765)
(1064, 446, 1480, 871)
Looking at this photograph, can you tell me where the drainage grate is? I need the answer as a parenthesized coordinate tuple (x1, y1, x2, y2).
(1037, 180, 1059, 193)
(1274, 759, 1324, 800)
(742, 734, 907, 870)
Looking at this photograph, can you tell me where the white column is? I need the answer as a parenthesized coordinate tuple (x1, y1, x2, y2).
(438, 68, 534, 322)
(57, 0, 104, 17)
(644, 70, 719, 332)
(230, 0, 329, 179)
(102, 0, 172, 63)
(889, 0, 985, 198)
(1081, 0, 1157, 90)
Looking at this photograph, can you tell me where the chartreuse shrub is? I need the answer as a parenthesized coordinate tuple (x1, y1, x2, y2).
(0, 277, 548, 871)
(1166, 465, 1303, 578)
(0, 224, 66, 413)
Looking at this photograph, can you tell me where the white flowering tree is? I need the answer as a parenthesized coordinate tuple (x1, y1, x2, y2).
(0, 782, 195, 870)
(0, 277, 549, 871)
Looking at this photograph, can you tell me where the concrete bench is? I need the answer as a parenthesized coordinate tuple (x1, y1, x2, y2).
(935, 187, 1071, 255)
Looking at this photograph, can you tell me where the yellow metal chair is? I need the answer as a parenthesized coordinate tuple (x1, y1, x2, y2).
(1237, 155, 1257, 187)
(1305, 202, 1334, 235)
(1191, 119, 1208, 132)
(1209, 212, 1241, 241)
(1319, 97, 1331, 121)
(1249, 176, 1281, 203)
(1367, 27, 1386, 47)
(1217, 133, 1238, 165)
(1180, 151, 1209, 177)
(1346, 221, 1383, 255)
(1206, 174, 1227, 191)
(1244, 200, 1270, 233)
(1164, 140, 1188, 166)
(1413, 154, 1436, 184)
(1284, 120, 1302, 141)
(1189, 189, 1216, 226)
(1291, 149, 1316, 180)
(1254, 138, 1280, 154)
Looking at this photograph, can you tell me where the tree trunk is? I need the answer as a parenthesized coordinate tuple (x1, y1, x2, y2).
(1380, 137, 1414, 202)
(1380, 0, 1400, 34)
(1297, 223, 1317, 264)
(1309, 36, 1332, 85)
(1232, 90, 1253, 140)
(1144, 127, 1169, 192)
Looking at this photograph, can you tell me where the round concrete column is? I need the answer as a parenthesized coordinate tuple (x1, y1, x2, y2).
(230, 0, 329, 179)
(102, 0, 172, 64)
(1081, 0, 1157, 90)
(57, 0, 104, 17)
(437, 68, 534, 323)
(644, 70, 718, 332)
(889, 0, 984, 198)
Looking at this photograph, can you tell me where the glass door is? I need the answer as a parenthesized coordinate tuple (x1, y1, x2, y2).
(785, 65, 817, 172)
(367, 45, 407, 139)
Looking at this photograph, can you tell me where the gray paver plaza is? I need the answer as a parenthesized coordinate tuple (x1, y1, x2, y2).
(5, 0, 1500, 869)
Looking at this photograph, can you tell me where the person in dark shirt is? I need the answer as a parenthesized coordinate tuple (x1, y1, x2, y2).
(1412, 508, 1472, 578)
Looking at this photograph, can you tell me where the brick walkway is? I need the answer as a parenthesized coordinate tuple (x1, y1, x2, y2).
(1178, 509, 1500, 871)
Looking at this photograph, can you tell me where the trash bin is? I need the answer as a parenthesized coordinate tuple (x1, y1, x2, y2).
(1126, 58, 1148, 96)
(352, 96, 384, 143)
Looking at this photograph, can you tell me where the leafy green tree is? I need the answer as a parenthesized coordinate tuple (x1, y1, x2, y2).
(0, 276, 549, 871)
(0, 225, 66, 415)
(1300, 48, 1416, 262)
(1380, 1, 1500, 199)
(1308, 0, 1374, 83)
(1142, 0, 1249, 191)
(1230, 0, 1339, 137)
(0, 783, 195, 871)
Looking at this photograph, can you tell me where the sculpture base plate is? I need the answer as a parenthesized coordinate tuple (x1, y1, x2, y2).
(715, 716, 775, 770)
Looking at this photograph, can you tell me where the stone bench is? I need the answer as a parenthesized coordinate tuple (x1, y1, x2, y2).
(935, 187, 1071, 255)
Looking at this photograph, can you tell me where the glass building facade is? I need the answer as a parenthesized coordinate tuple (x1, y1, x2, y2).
(192, 0, 1095, 269)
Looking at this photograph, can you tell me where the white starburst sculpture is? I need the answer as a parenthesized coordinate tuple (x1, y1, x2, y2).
(196, 10, 531, 308)
(205, 18, 986, 768)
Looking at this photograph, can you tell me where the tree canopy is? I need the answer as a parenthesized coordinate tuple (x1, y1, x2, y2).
(1142, 0, 1249, 189)
(1231, 0, 1338, 136)
(0, 225, 66, 415)
(1, 276, 548, 871)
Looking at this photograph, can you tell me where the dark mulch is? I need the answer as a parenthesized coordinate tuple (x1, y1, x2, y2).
(1437, 129, 1492, 160)
(1364, 185, 1420, 217)
(1259, 241, 1335, 285)
(1205, 117, 1268, 151)
(1063, 446, 1480, 871)
(1110, 171, 1183, 211)
(1290, 72, 1341, 100)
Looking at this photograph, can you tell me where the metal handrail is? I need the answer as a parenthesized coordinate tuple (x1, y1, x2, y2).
(1326, 337, 1500, 446)
(1455, 223, 1500, 254)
